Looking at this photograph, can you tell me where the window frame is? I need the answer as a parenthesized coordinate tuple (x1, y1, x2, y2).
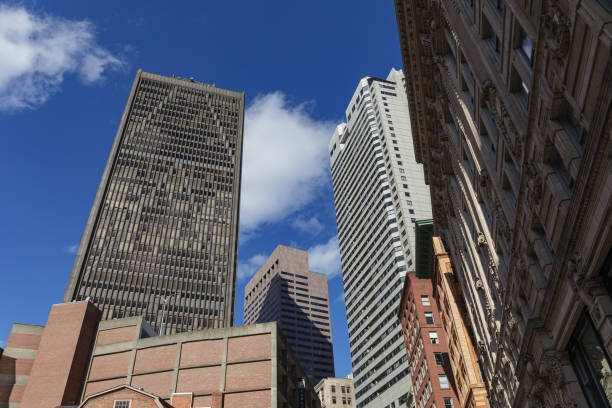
(113, 400, 132, 408)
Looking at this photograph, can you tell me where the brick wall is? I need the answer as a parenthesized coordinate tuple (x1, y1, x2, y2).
(20, 301, 101, 408)
(0, 324, 43, 406)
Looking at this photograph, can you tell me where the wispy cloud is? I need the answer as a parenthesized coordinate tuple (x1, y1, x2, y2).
(0, 4, 123, 111)
(308, 235, 341, 278)
(240, 92, 335, 234)
(237, 253, 268, 282)
(291, 216, 324, 236)
(65, 244, 78, 254)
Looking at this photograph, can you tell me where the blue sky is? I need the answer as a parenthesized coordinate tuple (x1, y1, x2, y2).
(0, 0, 402, 377)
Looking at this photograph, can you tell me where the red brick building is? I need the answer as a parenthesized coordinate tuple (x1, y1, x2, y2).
(399, 272, 459, 408)
(79, 385, 172, 407)
(0, 301, 321, 408)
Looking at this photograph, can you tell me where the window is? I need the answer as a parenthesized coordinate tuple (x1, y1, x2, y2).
(598, 0, 612, 12)
(516, 24, 534, 67)
(114, 401, 131, 408)
(421, 295, 430, 306)
(444, 397, 454, 408)
(483, 17, 501, 62)
(511, 68, 530, 111)
(429, 332, 439, 344)
(434, 352, 444, 366)
(439, 374, 450, 389)
(332, 397, 337, 404)
(489, 0, 504, 15)
(331, 385, 336, 393)
(425, 312, 434, 324)
(558, 100, 586, 152)
(569, 313, 612, 407)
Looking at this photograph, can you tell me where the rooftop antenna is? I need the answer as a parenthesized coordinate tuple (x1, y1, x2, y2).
(157, 293, 178, 336)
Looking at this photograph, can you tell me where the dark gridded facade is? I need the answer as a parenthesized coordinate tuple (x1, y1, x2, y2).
(63, 70, 244, 334)
(244, 246, 335, 385)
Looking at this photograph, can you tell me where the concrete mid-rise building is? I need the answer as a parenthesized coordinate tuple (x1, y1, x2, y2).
(395, 0, 612, 406)
(0, 301, 320, 408)
(243, 245, 334, 385)
(329, 69, 432, 408)
(63, 70, 245, 334)
(315, 377, 356, 408)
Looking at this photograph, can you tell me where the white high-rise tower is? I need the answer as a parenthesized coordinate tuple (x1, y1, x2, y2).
(329, 69, 432, 408)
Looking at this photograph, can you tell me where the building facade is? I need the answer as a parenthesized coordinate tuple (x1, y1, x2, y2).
(399, 269, 459, 408)
(432, 237, 488, 408)
(63, 70, 245, 334)
(243, 245, 334, 385)
(329, 68, 432, 408)
(395, 0, 612, 406)
(314, 377, 356, 408)
(0, 301, 321, 408)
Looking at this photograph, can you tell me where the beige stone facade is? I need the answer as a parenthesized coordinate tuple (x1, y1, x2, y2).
(314, 377, 356, 408)
(395, 0, 612, 406)
(432, 237, 488, 407)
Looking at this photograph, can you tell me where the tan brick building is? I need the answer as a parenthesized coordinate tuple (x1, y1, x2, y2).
(314, 377, 356, 408)
(0, 301, 321, 408)
(395, 0, 612, 406)
(432, 237, 488, 407)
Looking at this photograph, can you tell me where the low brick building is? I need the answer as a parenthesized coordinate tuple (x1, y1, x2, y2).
(79, 385, 171, 407)
(0, 301, 321, 408)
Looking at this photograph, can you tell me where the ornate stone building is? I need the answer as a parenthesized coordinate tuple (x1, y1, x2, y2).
(394, 0, 611, 406)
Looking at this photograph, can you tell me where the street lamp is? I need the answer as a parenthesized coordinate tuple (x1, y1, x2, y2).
(157, 293, 177, 336)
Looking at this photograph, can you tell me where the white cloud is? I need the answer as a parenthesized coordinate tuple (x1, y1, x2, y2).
(237, 253, 268, 281)
(0, 5, 122, 111)
(291, 216, 324, 236)
(308, 235, 341, 278)
(241, 92, 335, 232)
(66, 244, 78, 254)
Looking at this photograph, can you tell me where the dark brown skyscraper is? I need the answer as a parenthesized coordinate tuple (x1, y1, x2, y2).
(63, 70, 244, 334)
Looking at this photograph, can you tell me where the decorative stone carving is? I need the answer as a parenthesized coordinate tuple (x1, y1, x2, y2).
(529, 351, 577, 407)
(477, 340, 488, 358)
(569, 254, 607, 324)
(481, 79, 524, 160)
(475, 278, 484, 291)
(477, 232, 487, 247)
(544, 1, 571, 61)
(479, 168, 489, 187)
(524, 161, 544, 208)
